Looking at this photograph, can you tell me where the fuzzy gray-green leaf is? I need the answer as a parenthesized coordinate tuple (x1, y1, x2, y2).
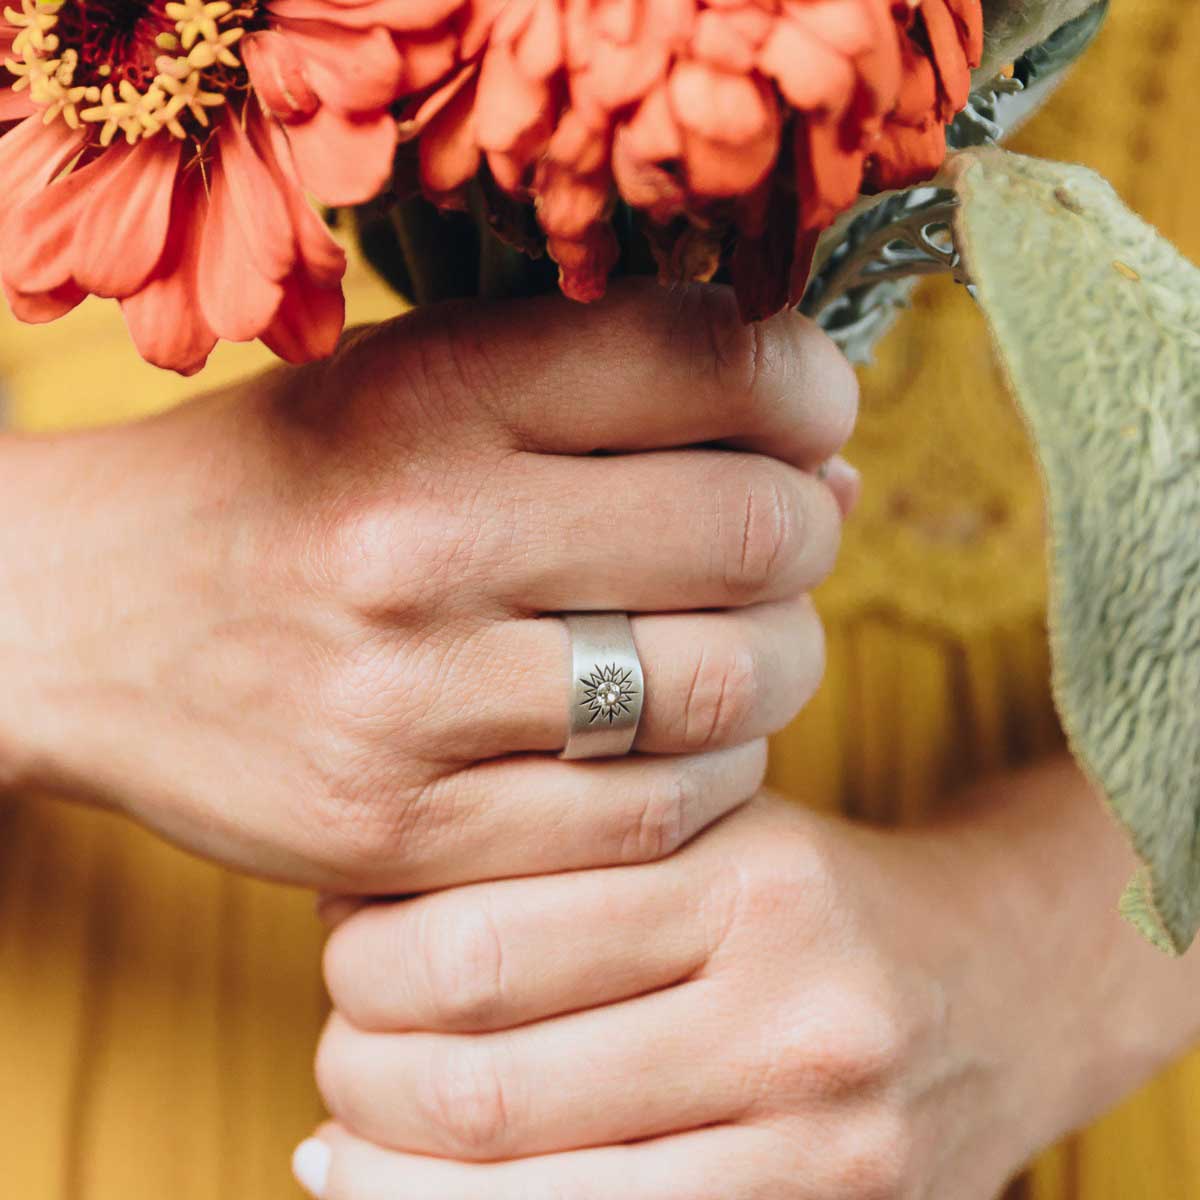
(953, 148, 1200, 953)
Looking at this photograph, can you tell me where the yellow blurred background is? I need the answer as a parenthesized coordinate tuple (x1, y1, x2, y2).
(2, 2, 1199, 1196)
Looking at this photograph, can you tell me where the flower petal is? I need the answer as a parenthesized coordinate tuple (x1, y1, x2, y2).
(1, 145, 146, 296)
(243, 29, 320, 119)
(267, 0, 460, 29)
(121, 171, 218, 375)
(612, 83, 686, 222)
(475, 37, 552, 154)
(219, 111, 295, 283)
(796, 111, 867, 229)
(548, 223, 619, 303)
(270, 0, 460, 26)
(921, 0, 972, 115)
(260, 269, 345, 363)
(268, 18, 403, 113)
(0, 115, 88, 279)
(419, 69, 481, 204)
(285, 102, 397, 206)
(395, 22, 460, 91)
(196, 155, 285, 341)
(258, 118, 347, 287)
(3, 277, 84, 323)
(0, 86, 33, 122)
(759, 18, 857, 113)
(671, 58, 777, 143)
(73, 137, 180, 298)
(943, 0, 984, 66)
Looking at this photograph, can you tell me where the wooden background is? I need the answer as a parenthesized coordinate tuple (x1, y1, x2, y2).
(1, 2, 1198, 1195)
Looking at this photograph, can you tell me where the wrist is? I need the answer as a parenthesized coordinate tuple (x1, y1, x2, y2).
(0, 405, 233, 803)
(0, 429, 79, 793)
(859, 811, 1058, 1181)
(916, 758, 1200, 1157)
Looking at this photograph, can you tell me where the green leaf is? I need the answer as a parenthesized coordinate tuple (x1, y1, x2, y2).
(1009, 0, 1110, 88)
(978, 0, 1102, 77)
(952, 148, 1200, 953)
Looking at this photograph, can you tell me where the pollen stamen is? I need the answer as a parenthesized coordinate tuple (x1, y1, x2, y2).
(3, 0, 252, 146)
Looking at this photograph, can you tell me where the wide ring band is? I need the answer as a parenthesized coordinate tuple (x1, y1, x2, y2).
(560, 613, 645, 760)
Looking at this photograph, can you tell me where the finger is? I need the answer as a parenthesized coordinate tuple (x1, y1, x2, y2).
(489, 449, 843, 613)
(371, 279, 858, 468)
(316, 985, 746, 1161)
(316, 896, 365, 930)
(325, 851, 716, 1033)
(301, 1123, 792, 1200)
(331, 741, 765, 894)
(447, 595, 825, 761)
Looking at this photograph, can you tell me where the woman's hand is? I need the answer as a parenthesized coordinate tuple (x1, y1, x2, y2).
(308, 759, 1200, 1200)
(0, 281, 857, 890)
(308, 793, 1044, 1200)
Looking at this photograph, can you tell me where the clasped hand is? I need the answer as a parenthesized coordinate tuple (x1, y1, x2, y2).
(5, 281, 1040, 1200)
(310, 795, 1036, 1200)
(0, 280, 853, 891)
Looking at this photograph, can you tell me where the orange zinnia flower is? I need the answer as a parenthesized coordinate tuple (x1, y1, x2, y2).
(0, 0, 431, 373)
(398, 0, 984, 319)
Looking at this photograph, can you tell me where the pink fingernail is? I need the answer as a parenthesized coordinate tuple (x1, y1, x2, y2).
(293, 1138, 331, 1198)
(818, 456, 862, 516)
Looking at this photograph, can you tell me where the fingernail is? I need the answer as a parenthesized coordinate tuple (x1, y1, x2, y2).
(293, 1138, 331, 1198)
(818, 456, 862, 516)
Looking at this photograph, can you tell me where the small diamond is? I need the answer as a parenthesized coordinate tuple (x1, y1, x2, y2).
(580, 663, 639, 725)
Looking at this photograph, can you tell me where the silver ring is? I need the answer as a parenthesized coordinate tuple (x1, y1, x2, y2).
(560, 613, 645, 760)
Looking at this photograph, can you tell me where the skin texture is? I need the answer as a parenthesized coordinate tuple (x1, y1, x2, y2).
(0, 281, 857, 893)
(309, 761, 1200, 1200)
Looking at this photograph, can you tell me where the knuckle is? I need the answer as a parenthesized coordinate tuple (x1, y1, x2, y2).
(322, 925, 363, 1017)
(736, 832, 839, 922)
(324, 500, 478, 616)
(721, 472, 797, 600)
(302, 762, 426, 884)
(779, 988, 911, 1102)
(424, 1041, 514, 1160)
(773, 315, 860, 457)
(783, 600, 828, 718)
(822, 334, 862, 450)
(618, 770, 693, 864)
(693, 285, 766, 406)
(322, 905, 411, 1029)
(827, 1109, 911, 1200)
(805, 480, 844, 582)
(681, 642, 759, 752)
(432, 300, 515, 419)
(313, 1018, 356, 1127)
(417, 901, 507, 1030)
(318, 501, 415, 612)
(366, 302, 494, 428)
(833, 1002, 911, 1091)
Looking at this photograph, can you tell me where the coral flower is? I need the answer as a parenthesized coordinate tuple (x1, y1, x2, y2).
(397, 0, 984, 319)
(0, 0, 425, 372)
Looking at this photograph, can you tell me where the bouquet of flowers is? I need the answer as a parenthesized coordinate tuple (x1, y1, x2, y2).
(3, 0, 1197, 953)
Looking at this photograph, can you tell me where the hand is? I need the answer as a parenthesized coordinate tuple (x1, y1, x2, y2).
(308, 794, 1049, 1200)
(0, 282, 857, 890)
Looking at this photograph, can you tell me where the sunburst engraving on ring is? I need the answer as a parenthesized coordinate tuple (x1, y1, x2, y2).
(580, 663, 640, 725)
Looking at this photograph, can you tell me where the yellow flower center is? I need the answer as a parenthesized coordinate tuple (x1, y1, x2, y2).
(2, 0, 254, 145)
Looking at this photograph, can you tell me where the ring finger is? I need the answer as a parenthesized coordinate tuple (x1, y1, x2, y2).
(435, 594, 826, 762)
